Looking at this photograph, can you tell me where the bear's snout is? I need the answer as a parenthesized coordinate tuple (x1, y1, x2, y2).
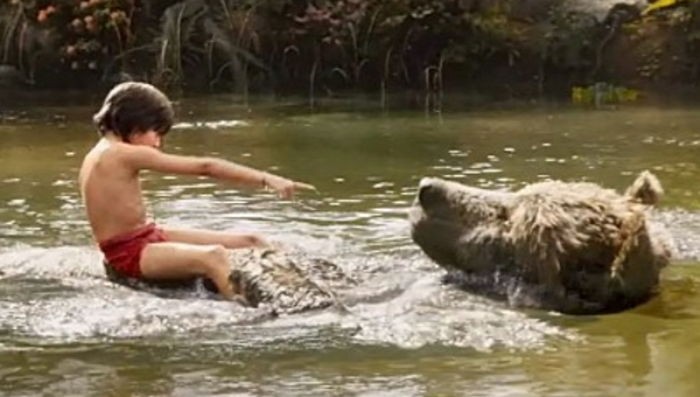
(418, 178, 445, 210)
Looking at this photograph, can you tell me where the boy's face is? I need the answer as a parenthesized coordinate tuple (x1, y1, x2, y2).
(129, 129, 163, 149)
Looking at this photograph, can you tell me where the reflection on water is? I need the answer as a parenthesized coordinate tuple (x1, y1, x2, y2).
(2, 100, 700, 395)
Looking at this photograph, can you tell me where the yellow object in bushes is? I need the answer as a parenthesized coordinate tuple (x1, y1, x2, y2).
(642, 0, 686, 16)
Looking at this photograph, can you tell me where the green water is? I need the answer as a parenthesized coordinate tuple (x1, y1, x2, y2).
(2, 96, 700, 396)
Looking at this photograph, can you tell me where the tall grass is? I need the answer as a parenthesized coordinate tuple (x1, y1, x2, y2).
(152, 0, 267, 93)
(206, 1, 268, 95)
(1, 2, 24, 65)
(155, 0, 205, 86)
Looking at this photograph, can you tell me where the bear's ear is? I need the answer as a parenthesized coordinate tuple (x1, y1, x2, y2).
(624, 170, 663, 205)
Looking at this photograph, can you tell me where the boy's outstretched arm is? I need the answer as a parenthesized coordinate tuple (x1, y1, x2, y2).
(116, 144, 316, 198)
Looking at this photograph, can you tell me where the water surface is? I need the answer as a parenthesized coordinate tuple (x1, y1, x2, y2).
(2, 97, 700, 395)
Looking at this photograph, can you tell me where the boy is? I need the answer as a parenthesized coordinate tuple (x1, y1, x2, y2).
(79, 82, 315, 300)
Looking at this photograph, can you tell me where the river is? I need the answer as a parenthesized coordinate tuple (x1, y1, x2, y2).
(1, 95, 700, 396)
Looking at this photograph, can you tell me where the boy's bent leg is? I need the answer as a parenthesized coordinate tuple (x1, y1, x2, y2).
(162, 227, 269, 249)
(140, 242, 235, 299)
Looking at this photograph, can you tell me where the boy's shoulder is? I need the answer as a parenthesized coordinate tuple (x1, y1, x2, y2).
(97, 140, 152, 160)
(85, 140, 140, 170)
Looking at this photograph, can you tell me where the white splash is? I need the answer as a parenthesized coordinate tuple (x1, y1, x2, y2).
(173, 120, 250, 130)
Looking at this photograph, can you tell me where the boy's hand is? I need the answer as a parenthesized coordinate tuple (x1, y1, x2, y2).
(263, 173, 317, 199)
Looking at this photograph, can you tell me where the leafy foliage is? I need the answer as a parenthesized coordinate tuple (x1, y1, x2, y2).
(1, 0, 700, 94)
(0, 0, 135, 84)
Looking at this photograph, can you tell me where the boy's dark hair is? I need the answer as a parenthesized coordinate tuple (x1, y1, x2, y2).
(93, 82, 174, 140)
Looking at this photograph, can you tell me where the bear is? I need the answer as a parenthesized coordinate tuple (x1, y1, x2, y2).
(409, 171, 674, 314)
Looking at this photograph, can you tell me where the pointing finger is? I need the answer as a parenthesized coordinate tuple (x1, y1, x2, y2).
(294, 181, 318, 192)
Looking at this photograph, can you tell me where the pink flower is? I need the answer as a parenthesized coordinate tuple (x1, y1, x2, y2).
(71, 18, 84, 31)
(85, 15, 97, 33)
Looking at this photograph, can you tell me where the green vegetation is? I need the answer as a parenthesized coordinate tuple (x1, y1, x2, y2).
(1, 0, 700, 98)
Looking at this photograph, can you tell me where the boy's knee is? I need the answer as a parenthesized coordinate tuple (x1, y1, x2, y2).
(205, 244, 228, 264)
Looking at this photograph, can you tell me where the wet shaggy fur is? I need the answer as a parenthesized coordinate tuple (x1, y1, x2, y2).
(105, 248, 349, 314)
(409, 171, 674, 314)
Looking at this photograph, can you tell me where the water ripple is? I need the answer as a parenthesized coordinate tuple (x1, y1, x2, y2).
(0, 246, 572, 350)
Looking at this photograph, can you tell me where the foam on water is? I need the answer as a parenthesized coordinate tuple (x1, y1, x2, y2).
(0, 245, 574, 351)
(350, 275, 576, 351)
(2, 200, 696, 352)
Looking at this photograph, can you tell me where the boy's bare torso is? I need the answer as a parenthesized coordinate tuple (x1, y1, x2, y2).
(79, 138, 148, 242)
